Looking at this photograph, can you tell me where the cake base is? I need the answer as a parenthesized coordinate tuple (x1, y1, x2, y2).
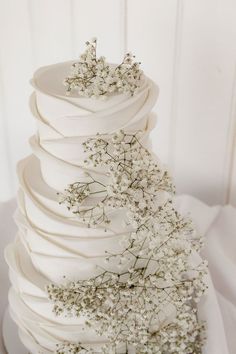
(2, 308, 27, 354)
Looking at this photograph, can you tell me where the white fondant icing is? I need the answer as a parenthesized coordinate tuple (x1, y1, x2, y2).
(5, 60, 160, 353)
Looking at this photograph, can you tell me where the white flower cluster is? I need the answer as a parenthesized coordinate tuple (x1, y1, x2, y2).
(63, 38, 142, 98)
(50, 130, 208, 353)
(58, 176, 110, 227)
(86, 131, 174, 218)
(56, 343, 90, 354)
(55, 306, 205, 354)
(48, 264, 207, 353)
(144, 305, 206, 354)
(61, 131, 174, 229)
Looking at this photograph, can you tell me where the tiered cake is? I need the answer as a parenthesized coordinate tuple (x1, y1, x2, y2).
(5, 39, 207, 354)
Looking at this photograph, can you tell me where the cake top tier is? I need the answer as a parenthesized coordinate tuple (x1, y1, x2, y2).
(32, 38, 145, 102)
(30, 39, 158, 137)
(31, 59, 148, 113)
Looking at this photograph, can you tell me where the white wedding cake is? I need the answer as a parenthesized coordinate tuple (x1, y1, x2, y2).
(5, 39, 207, 354)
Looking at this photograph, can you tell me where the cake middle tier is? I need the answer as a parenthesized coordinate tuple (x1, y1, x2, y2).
(29, 110, 157, 191)
(17, 154, 162, 282)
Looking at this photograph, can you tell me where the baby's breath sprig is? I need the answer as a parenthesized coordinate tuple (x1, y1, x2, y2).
(56, 342, 90, 354)
(58, 130, 175, 229)
(58, 175, 110, 228)
(63, 38, 142, 98)
(56, 342, 121, 354)
(51, 130, 208, 353)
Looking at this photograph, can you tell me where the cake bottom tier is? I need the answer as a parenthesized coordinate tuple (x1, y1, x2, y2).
(5, 238, 116, 353)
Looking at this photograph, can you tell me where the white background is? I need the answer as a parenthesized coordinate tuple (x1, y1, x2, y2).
(0, 0, 236, 206)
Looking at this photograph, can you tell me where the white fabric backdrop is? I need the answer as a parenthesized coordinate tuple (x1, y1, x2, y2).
(0, 0, 236, 206)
